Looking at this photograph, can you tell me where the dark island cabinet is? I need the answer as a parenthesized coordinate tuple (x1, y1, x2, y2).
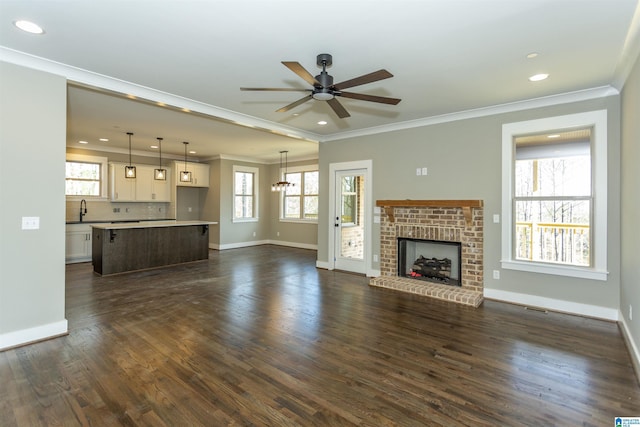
(92, 223, 210, 275)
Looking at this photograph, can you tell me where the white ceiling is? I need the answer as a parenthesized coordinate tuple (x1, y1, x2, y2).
(1, 0, 638, 163)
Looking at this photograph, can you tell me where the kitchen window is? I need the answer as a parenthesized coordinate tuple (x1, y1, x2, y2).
(65, 153, 108, 199)
(233, 165, 258, 222)
(281, 166, 318, 222)
(501, 110, 608, 280)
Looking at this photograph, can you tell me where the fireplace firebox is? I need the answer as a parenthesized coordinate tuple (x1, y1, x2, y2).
(397, 238, 461, 287)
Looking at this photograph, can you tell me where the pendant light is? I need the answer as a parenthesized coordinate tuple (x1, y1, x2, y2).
(272, 150, 294, 192)
(180, 141, 192, 182)
(125, 132, 136, 178)
(154, 137, 166, 180)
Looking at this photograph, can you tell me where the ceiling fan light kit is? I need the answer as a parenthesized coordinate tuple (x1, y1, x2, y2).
(241, 53, 401, 119)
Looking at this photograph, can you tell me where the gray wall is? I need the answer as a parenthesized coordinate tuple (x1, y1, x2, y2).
(318, 96, 621, 312)
(0, 62, 67, 347)
(620, 54, 640, 363)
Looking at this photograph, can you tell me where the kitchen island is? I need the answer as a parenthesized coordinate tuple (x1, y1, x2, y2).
(91, 220, 216, 275)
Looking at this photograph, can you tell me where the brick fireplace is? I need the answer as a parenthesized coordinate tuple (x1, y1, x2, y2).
(369, 200, 484, 307)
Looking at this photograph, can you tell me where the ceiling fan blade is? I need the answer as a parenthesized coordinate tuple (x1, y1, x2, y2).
(337, 91, 401, 105)
(333, 69, 393, 90)
(282, 62, 322, 87)
(241, 87, 311, 92)
(276, 94, 313, 113)
(327, 98, 351, 118)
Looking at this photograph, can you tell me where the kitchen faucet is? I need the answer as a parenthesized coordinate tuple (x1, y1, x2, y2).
(80, 199, 87, 222)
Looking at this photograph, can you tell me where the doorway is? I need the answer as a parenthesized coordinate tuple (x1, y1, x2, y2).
(328, 160, 372, 275)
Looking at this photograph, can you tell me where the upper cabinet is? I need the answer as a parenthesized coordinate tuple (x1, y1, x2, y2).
(110, 163, 172, 202)
(174, 161, 210, 187)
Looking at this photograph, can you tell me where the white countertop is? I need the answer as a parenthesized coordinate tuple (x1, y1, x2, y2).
(91, 220, 217, 230)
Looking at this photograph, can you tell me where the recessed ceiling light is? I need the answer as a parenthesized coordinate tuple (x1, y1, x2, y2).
(526, 52, 538, 59)
(99, 138, 109, 142)
(318, 120, 328, 125)
(150, 145, 158, 149)
(529, 73, 549, 82)
(547, 134, 560, 138)
(189, 150, 196, 154)
(78, 140, 88, 144)
(292, 113, 300, 117)
(14, 20, 44, 34)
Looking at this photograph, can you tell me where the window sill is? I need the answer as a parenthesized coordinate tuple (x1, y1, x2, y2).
(279, 219, 318, 224)
(501, 260, 608, 281)
(232, 218, 258, 223)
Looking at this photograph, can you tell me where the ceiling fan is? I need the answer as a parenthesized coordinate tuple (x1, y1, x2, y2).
(240, 53, 401, 119)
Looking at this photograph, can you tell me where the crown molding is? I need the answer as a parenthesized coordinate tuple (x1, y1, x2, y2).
(0, 47, 322, 144)
(319, 85, 620, 143)
(612, 0, 640, 90)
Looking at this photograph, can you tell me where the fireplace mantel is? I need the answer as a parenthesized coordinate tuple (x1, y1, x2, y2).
(376, 200, 483, 226)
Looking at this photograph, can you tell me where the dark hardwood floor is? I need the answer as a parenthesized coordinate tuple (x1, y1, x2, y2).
(1, 245, 638, 426)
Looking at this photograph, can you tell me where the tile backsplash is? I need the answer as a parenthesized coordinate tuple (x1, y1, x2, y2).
(66, 199, 174, 223)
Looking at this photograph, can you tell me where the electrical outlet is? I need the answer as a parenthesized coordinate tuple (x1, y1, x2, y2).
(187, 207, 192, 212)
(421, 167, 428, 176)
(253, 231, 256, 237)
(493, 270, 500, 280)
(277, 232, 280, 237)
(493, 214, 500, 223)
(630, 305, 633, 320)
(373, 254, 379, 262)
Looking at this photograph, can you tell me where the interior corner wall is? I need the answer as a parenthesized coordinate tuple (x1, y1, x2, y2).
(318, 95, 621, 317)
(202, 159, 221, 247)
(267, 159, 319, 248)
(620, 52, 640, 370)
(0, 61, 67, 349)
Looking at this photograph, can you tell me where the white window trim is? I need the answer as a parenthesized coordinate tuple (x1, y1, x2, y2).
(232, 165, 259, 223)
(65, 153, 109, 200)
(501, 110, 608, 281)
(279, 164, 318, 223)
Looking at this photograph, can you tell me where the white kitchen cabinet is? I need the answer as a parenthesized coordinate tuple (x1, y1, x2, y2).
(175, 161, 210, 187)
(135, 166, 171, 202)
(110, 163, 136, 201)
(66, 223, 92, 263)
(110, 163, 171, 202)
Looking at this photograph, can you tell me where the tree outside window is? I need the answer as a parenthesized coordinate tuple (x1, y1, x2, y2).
(233, 167, 258, 220)
(282, 168, 318, 221)
(66, 161, 101, 196)
(514, 129, 591, 267)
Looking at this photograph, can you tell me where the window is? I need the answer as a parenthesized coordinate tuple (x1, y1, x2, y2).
(233, 166, 258, 221)
(514, 129, 591, 266)
(501, 110, 607, 280)
(281, 166, 318, 221)
(65, 153, 108, 199)
(341, 175, 360, 226)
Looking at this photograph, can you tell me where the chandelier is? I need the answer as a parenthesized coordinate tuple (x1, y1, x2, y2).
(272, 150, 294, 192)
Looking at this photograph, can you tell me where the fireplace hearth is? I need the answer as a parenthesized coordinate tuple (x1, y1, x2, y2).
(370, 200, 484, 307)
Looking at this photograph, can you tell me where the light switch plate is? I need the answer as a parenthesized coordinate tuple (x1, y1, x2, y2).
(22, 216, 40, 230)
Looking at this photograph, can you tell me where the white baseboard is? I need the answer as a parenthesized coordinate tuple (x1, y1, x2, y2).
(267, 240, 318, 250)
(316, 260, 331, 270)
(618, 312, 640, 384)
(210, 240, 318, 251)
(483, 288, 619, 321)
(0, 319, 68, 351)
(367, 269, 381, 278)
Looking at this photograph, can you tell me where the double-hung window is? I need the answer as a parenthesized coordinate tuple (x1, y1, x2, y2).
(501, 110, 608, 280)
(233, 165, 258, 221)
(65, 153, 108, 199)
(281, 166, 318, 221)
